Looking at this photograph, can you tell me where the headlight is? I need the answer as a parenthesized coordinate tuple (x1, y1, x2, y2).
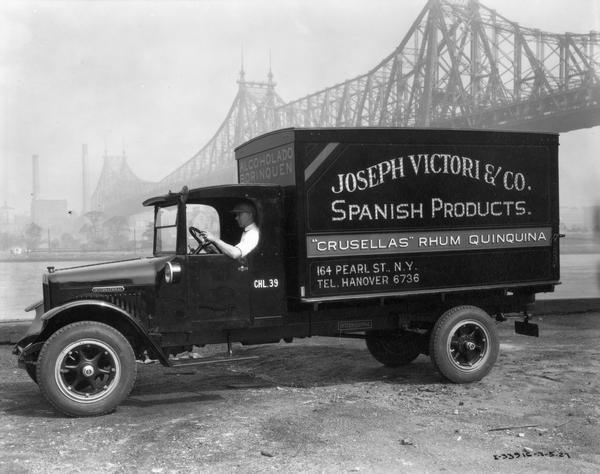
(165, 260, 182, 284)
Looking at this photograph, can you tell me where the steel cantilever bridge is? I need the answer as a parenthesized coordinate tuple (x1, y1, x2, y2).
(91, 0, 600, 216)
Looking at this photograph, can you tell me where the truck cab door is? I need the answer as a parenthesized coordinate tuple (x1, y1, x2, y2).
(184, 254, 252, 328)
(246, 249, 286, 326)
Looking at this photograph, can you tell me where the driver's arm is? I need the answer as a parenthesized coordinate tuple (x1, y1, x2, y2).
(203, 243, 219, 254)
(202, 231, 242, 260)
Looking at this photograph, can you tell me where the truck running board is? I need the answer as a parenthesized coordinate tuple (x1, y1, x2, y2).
(169, 355, 259, 367)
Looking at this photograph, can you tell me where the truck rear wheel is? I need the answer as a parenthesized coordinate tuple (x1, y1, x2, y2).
(429, 306, 499, 383)
(37, 321, 137, 417)
(365, 330, 422, 367)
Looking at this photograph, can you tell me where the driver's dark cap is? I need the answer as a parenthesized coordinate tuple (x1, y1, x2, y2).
(230, 202, 255, 215)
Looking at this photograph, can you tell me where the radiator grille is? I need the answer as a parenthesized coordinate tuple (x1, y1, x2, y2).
(105, 293, 146, 319)
(72, 291, 146, 319)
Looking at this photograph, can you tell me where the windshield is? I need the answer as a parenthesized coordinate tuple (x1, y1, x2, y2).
(187, 204, 220, 253)
(154, 203, 222, 255)
(155, 205, 178, 254)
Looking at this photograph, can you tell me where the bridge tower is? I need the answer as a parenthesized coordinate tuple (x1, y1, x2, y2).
(90, 150, 156, 213)
(155, 65, 286, 196)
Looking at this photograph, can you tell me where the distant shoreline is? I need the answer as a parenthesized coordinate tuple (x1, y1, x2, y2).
(0, 232, 597, 262)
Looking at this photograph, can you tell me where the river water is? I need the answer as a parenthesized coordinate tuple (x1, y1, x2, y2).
(1, 254, 599, 321)
(0, 260, 99, 321)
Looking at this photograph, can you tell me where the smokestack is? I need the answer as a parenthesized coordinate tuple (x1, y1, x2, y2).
(32, 154, 40, 200)
(82, 144, 89, 214)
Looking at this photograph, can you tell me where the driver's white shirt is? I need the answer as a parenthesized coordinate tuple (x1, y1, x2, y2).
(235, 223, 259, 258)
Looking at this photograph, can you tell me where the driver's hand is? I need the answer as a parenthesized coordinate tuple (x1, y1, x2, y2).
(200, 230, 216, 243)
(204, 243, 218, 254)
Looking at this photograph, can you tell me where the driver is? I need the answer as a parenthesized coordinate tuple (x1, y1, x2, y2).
(199, 201, 259, 260)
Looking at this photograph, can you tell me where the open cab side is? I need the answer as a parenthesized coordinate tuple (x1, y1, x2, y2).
(148, 185, 288, 351)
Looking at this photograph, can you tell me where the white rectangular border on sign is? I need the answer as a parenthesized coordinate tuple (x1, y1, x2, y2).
(306, 227, 552, 258)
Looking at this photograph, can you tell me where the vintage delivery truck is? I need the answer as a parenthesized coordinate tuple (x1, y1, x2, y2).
(14, 128, 560, 416)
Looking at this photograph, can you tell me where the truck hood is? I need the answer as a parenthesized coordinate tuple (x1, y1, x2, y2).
(46, 256, 174, 288)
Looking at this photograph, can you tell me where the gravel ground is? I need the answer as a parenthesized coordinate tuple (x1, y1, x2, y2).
(1, 312, 599, 473)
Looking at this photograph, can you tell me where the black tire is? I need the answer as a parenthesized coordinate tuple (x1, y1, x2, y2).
(365, 330, 422, 367)
(429, 305, 499, 383)
(36, 321, 137, 417)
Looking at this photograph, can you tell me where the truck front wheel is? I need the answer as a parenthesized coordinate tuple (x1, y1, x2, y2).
(365, 330, 422, 367)
(37, 321, 137, 417)
(429, 306, 499, 383)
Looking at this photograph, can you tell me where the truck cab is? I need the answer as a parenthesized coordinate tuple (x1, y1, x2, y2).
(146, 184, 288, 346)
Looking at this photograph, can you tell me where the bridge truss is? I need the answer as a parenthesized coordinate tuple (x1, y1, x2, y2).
(92, 0, 600, 215)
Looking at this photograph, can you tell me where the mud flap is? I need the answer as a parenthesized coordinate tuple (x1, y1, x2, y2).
(515, 320, 539, 337)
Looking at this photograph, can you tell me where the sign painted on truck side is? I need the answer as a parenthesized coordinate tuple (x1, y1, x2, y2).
(302, 142, 556, 297)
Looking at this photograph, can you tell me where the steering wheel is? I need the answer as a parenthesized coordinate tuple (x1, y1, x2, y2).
(189, 227, 221, 254)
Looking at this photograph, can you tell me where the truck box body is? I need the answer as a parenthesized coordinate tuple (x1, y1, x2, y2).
(236, 128, 559, 302)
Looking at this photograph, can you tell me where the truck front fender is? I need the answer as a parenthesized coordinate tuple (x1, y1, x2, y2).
(16, 299, 169, 366)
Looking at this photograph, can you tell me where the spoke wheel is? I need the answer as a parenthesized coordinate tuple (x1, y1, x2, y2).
(37, 321, 136, 417)
(430, 306, 499, 383)
(446, 320, 489, 372)
(54, 339, 121, 403)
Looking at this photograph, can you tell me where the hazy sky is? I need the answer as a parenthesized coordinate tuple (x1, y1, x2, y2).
(1, 0, 599, 214)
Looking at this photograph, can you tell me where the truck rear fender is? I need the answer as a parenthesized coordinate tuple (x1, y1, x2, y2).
(29, 299, 169, 365)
